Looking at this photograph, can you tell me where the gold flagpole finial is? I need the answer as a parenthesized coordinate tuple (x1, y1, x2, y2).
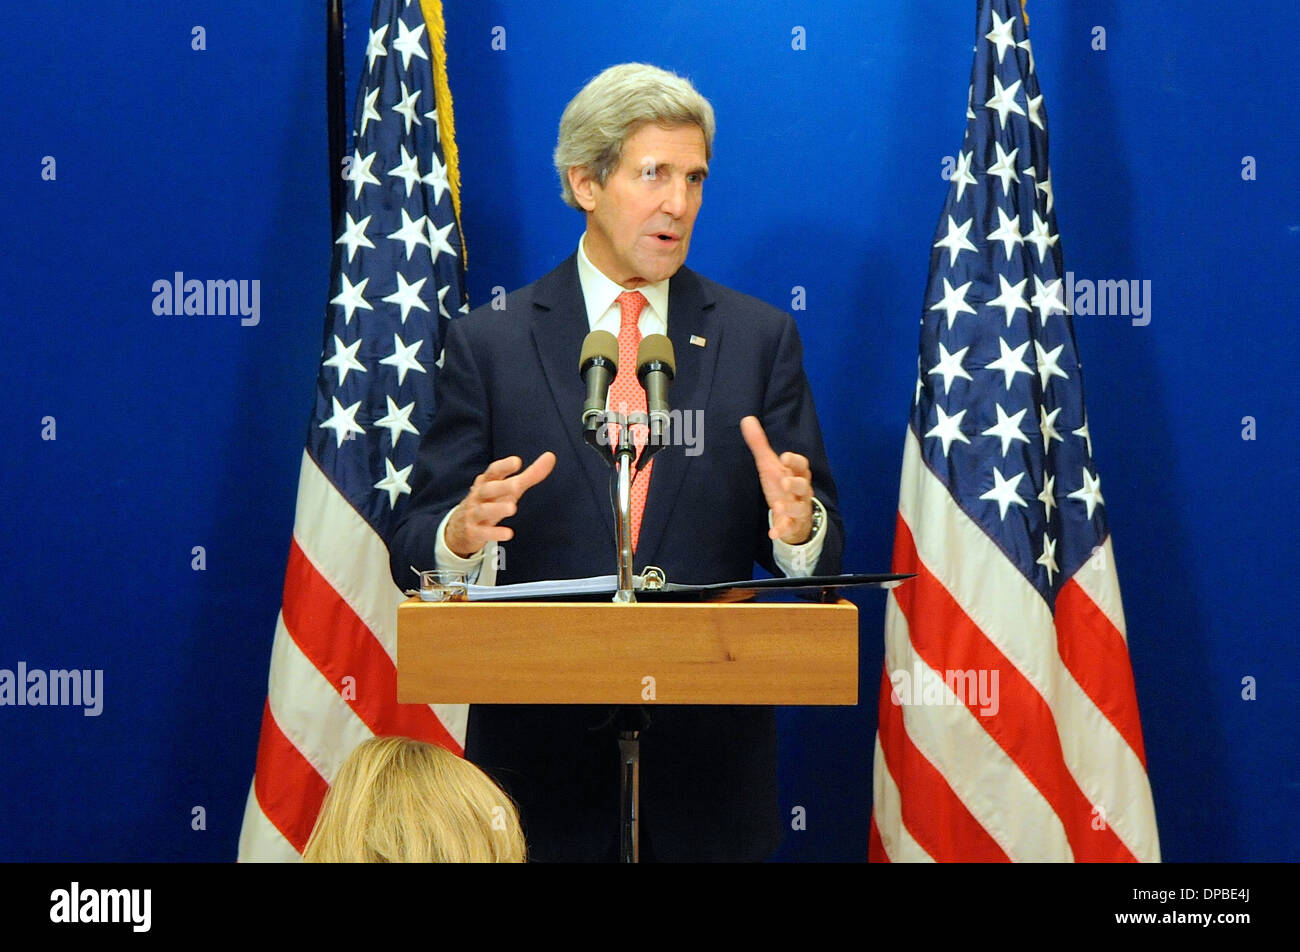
(1021, 0, 1029, 28)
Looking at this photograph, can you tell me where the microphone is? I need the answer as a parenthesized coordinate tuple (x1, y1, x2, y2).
(636, 334, 675, 449)
(578, 330, 619, 435)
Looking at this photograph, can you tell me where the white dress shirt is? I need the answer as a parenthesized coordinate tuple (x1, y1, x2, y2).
(435, 234, 827, 583)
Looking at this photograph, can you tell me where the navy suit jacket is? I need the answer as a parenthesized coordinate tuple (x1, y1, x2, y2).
(388, 254, 843, 861)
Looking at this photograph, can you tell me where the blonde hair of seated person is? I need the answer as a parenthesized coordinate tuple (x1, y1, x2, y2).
(303, 736, 526, 863)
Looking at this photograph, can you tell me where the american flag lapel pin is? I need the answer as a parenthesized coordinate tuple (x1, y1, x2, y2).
(690, 335, 706, 347)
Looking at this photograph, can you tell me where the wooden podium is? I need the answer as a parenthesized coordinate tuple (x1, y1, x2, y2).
(396, 598, 859, 706)
(397, 597, 858, 862)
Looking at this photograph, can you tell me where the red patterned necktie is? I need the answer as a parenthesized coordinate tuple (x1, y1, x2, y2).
(610, 290, 653, 551)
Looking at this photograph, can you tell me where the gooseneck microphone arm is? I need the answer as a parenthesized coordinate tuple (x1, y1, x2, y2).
(611, 437, 636, 602)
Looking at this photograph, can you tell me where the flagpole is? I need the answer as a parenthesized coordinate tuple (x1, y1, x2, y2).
(326, 0, 347, 234)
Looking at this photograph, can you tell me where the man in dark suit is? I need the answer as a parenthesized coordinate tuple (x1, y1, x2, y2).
(388, 63, 843, 861)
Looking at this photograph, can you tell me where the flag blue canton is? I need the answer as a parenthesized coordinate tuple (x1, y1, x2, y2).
(911, 0, 1105, 604)
(307, 0, 467, 541)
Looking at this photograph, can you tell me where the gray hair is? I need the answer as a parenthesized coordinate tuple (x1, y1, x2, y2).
(554, 63, 716, 209)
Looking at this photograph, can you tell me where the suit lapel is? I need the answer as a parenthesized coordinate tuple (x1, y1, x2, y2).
(636, 267, 721, 570)
(530, 255, 618, 543)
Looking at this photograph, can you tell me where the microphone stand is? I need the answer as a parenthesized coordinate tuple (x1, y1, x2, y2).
(611, 412, 642, 859)
(583, 408, 661, 861)
(611, 411, 642, 604)
(583, 409, 655, 603)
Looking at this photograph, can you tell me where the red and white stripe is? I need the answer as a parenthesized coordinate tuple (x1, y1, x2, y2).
(870, 428, 1159, 862)
(237, 451, 467, 861)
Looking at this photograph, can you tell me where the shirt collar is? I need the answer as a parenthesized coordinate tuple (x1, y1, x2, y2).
(576, 233, 670, 329)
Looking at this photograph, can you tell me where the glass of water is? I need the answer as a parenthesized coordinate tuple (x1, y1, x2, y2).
(418, 569, 469, 602)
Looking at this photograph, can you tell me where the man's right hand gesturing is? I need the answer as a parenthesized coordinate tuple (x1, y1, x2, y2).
(445, 453, 557, 558)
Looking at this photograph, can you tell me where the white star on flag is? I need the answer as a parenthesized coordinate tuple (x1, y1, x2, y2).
(987, 207, 1025, 257)
(388, 208, 432, 260)
(1036, 533, 1059, 583)
(1039, 404, 1064, 452)
(984, 75, 1025, 129)
(358, 88, 382, 137)
(934, 215, 978, 266)
(330, 273, 373, 323)
(348, 149, 381, 200)
(391, 18, 428, 70)
(985, 9, 1018, 63)
(374, 457, 414, 508)
(952, 150, 978, 201)
(1027, 93, 1045, 130)
(374, 395, 420, 447)
(930, 277, 978, 329)
(335, 213, 375, 263)
(925, 404, 971, 457)
(1037, 472, 1057, 518)
(1036, 174, 1054, 213)
(423, 153, 451, 205)
(988, 274, 1030, 326)
(1034, 340, 1069, 389)
(365, 23, 388, 72)
(392, 81, 423, 133)
(982, 403, 1031, 456)
(1031, 275, 1066, 325)
(987, 337, 1033, 390)
(1026, 210, 1060, 261)
(979, 465, 1028, 519)
(319, 396, 365, 448)
(379, 333, 426, 385)
(1067, 468, 1105, 518)
(1073, 418, 1094, 456)
(382, 272, 431, 324)
(986, 142, 1021, 195)
(928, 341, 973, 395)
(323, 335, 367, 384)
(427, 219, 458, 262)
(387, 146, 424, 197)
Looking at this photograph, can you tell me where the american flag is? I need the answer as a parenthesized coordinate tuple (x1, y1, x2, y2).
(869, 0, 1160, 862)
(238, 0, 468, 861)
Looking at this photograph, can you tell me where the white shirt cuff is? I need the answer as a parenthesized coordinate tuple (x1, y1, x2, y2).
(435, 506, 498, 586)
(771, 497, 828, 578)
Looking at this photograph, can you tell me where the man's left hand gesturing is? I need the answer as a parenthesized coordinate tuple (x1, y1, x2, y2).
(741, 415, 814, 545)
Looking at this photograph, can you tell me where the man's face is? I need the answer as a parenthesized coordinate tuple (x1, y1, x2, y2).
(570, 122, 708, 289)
